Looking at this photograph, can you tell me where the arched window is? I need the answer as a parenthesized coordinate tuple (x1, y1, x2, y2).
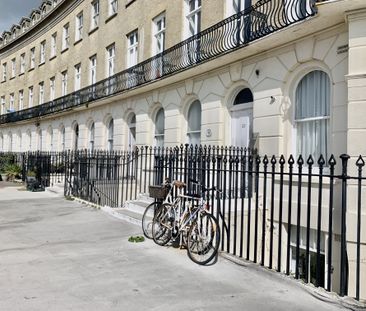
(107, 119, 114, 151)
(74, 123, 79, 150)
(8, 132, 13, 152)
(49, 128, 54, 151)
(89, 122, 95, 151)
(154, 108, 164, 148)
(234, 88, 253, 105)
(18, 132, 22, 151)
(37, 129, 42, 151)
(60, 127, 66, 151)
(295, 70, 330, 161)
(27, 131, 32, 151)
(128, 114, 136, 151)
(187, 100, 201, 146)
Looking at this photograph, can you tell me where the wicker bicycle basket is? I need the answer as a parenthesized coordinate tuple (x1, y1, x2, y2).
(149, 185, 168, 199)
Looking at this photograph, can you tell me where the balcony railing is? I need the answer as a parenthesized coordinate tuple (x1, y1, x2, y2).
(0, 0, 317, 125)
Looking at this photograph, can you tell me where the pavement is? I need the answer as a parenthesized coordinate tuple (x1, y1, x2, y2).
(0, 182, 353, 311)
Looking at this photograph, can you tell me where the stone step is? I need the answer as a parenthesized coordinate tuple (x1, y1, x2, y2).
(124, 198, 153, 215)
(101, 206, 142, 226)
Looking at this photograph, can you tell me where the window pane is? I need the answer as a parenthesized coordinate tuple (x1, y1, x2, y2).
(155, 108, 164, 135)
(297, 119, 329, 161)
(295, 71, 330, 120)
(188, 100, 201, 132)
(295, 71, 330, 160)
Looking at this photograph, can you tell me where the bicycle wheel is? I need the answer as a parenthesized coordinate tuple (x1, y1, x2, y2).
(152, 203, 174, 246)
(142, 201, 162, 239)
(187, 213, 220, 265)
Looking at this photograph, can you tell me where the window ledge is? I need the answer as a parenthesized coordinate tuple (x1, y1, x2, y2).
(10, 76, 15, 80)
(105, 13, 117, 24)
(39, 62, 45, 67)
(74, 38, 83, 46)
(49, 55, 57, 61)
(88, 26, 99, 36)
(61, 47, 69, 54)
(19, 72, 25, 77)
(1, 80, 6, 84)
(28, 67, 35, 72)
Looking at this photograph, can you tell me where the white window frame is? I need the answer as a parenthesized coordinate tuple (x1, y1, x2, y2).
(74, 63, 81, 91)
(187, 100, 202, 145)
(90, 55, 97, 84)
(1, 96, 5, 115)
(11, 58, 16, 77)
(20, 53, 26, 73)
(38, 129, 43, 151)
(109, 0, 118, 16)
(61, 71, 68, 96)
(60, 127, 66, 151)
(75, 12, 83, 41)
(294, 70, 331, 163)
(91, 0, 100, 29)
(226, 0, 248, 17)
(89, 122, 95, 151)
(50, 77, 55, 100)
(106, 44, 115, 77)
(127, 30, 138, 68)
(39, 82, 44, 105)
(40, 41, 46, 64)
(62, 24, 70, 50)
(107, 119, 114, 151)
(51, 33, 57, 57)
(19, 90, 24, 110)
(9, 94, 14, 112)
(28, 131, 32, 151)
(154, 108, 165, 148)
(185, 0, 201, 38)
(153, 13, 166, 55)
(30, 48, 35, 69)
(2, 63, 6, 81)
(28, 86, 34, 108)
(50, 128, 54, 151)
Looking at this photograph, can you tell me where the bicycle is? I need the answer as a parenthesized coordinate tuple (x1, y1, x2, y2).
(152, 179, 221, 265)
(141, 179, 185, 239)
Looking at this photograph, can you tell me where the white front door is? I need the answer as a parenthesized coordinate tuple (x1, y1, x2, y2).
(231, 108, 253, 148)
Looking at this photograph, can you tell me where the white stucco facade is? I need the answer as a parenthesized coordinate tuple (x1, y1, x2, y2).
(1, 0, 366, 301)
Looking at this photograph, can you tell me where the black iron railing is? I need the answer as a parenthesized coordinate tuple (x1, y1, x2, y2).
(1, 144, 365, 301)
(0, 0, 317, 125)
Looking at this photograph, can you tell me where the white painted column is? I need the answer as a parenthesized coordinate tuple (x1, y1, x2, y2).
(344, 9, 366, 300)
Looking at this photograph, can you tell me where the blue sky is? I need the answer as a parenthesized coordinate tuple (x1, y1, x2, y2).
(0, 0, 43, 34)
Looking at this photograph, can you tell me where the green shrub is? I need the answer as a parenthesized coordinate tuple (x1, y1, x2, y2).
(0, 154, 16, 174)
(4, 163, 22, 181)
(26, 170, 36, 177)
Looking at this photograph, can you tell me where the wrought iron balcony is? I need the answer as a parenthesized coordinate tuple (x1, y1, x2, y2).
(0, 0, 317, 125)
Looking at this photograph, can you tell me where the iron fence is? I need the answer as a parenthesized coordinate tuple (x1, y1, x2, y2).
(0, 144, 365, 302)
(0, 0, 317, 125)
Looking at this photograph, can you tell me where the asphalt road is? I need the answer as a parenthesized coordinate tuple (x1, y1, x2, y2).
(0, 185, 347, 311)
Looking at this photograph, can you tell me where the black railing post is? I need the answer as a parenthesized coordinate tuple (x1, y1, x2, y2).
(327, 155, 336, 292)
(21, 153, 26, 182)
(355, 155, 365, 301)
(339, 154, 350, 297)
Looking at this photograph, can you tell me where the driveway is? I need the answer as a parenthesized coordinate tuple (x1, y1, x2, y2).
(0, 184, 347, 311)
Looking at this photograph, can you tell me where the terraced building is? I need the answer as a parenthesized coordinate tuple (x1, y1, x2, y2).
(1, 0, 366, 302)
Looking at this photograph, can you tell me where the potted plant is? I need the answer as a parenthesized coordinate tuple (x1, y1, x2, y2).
(25, 170, 39, 191)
